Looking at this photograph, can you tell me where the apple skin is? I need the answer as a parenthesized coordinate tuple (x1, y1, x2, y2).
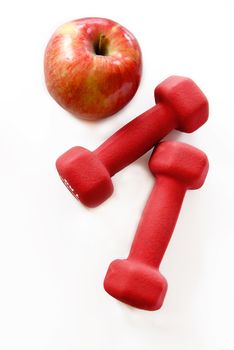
(44, 17, 142, 120)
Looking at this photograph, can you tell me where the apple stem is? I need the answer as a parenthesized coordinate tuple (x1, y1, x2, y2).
(94, 34, 108, 56)
(99, 34, 105, 54)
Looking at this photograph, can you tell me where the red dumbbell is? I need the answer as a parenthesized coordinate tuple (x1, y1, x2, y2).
(56, 76, 208, 207)
(104, 141, 209, 311)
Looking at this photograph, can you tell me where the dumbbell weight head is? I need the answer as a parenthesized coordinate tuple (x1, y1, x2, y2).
(56, 146, 113, 207)
(149, 141, 209, 189)
(104, 259, 168, 311)
(155, 76, 209, 133)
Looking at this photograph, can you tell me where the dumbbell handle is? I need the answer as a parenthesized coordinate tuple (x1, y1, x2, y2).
(95, 104, 175, 176)
(128, 176, 186, 268)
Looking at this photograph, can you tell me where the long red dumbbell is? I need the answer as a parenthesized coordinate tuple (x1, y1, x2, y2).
(56, 76, 208, 207)
(104, 141, 209, 311)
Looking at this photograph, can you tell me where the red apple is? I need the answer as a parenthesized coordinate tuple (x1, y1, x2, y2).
(44, 17, 142, 120)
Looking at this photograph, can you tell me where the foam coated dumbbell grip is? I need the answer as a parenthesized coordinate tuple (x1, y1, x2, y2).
(56, 76, 209, 207)
(104, 141, 209, 310)
(95, 105, 174, 176)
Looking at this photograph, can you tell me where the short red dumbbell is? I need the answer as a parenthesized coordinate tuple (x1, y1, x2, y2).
(104, 141, 209, 311)
(56, 76, 208, 207)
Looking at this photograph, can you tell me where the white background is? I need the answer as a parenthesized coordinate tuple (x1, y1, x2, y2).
(0, 0, 234, 349)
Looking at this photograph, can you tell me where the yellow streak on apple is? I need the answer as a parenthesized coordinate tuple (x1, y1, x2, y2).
(57, 22, 77, 36)
(110, 25, 120, 33)
(82, 71, 108, 111)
